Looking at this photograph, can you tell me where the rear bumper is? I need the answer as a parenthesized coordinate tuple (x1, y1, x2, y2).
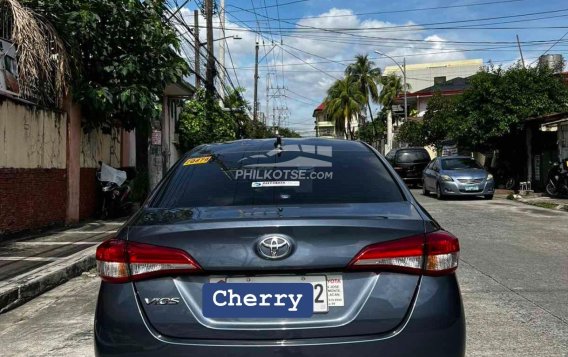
(94, 274, 466, 357)
(401, 177, 422, 184)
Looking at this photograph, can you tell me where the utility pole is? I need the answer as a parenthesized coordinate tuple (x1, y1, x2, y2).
(516, 34, 526, 68)
(218, 0, 226, 98)
(205, 0, 215, 99)
(265, 75, 270, 126)
(194, 10, 200, 88)
(374, 50, 406, 153)
(403, 57, 408, 123)
(253, 41, 259, 121)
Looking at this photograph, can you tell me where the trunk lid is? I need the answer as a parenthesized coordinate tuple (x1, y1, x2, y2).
(130, 202, 425, 340)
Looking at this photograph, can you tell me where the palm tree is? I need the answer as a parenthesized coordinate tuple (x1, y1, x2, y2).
(379, 73, 411, 124)
(324, 77, 366, 140)
(345, 55, 381, 136)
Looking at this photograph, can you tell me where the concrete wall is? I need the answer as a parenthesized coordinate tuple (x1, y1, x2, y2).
(80, 128, 121, 168)
(0, 98, 66, 169)
(0, 97, 68, 233)
(78, 127, 124, 220)
(1, 96, 131, 234)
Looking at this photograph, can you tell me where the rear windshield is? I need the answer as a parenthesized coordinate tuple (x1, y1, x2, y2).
(151, 144, 404, 208)
(397, 150, 430, 163)
(441, 158, 482, 170)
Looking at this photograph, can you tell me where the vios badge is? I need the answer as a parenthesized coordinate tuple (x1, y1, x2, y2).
(257, 234, 293, 260)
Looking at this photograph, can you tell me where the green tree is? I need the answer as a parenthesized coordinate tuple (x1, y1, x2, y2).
(422, 92, 460, 150)
(345, 54, 382, 137)
(357, 119, 385, 144)
(223, 87, 255, 138)
(455, 63, 568, 148)
(379, 73, 410, 124)
(22, 0, 189, 172)
(278, 127, 302, 138)
(324, 77, 366, 139)
(177, 89, 237, 152)
(396, 120, 425, 147)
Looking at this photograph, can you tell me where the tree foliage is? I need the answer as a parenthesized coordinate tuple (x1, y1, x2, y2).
(324, 77, 365, 139)
(177, 88, 301, 152)
(454, 64, 568, 147)
(379, 73, 411, 124)
(421, 92, 459, 150)
(22, 0, 189, 132)
(396, 120, 425, 147)
(357, 119, 385, 144)
(345, 55, 381, 133)
(399, 64, 568, 150)
(177, 89, 237, 152)
(278, 127, 302, 138)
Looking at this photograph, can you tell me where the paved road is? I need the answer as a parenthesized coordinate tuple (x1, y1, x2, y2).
(0, 193, 567, 356)
(415, 190, 568, 356)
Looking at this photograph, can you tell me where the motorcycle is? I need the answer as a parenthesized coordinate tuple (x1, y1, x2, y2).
(545, 160, 568, 197)
(97, 162, 132, 219)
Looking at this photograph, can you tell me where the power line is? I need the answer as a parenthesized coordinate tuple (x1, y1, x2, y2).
(221, 5, 568, 44)
(230, 0, 527, 21)
(227, 0, 308, 13)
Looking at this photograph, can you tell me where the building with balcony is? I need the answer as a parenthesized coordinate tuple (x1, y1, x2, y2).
(312, 103, 364, 139)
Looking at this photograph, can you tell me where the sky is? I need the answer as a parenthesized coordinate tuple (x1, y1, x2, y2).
(178, 0, 568, 136)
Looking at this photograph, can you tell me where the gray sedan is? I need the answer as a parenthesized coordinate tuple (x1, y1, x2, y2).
(94, 138, 465, 356)
(422, 156, 495, 200)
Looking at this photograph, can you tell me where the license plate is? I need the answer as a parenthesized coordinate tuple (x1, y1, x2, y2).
(206, 275, 339, 317)
(228, 276, 328, 312)
(464, 185, 478, 191)
(202, 282, 314, 318)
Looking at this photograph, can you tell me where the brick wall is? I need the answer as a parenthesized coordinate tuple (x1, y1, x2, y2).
(79, 168, 98, 220)
(0, 168, 67, 234)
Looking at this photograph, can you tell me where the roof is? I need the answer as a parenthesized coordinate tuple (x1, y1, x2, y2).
(524, 112, 568, 124)
(312, 102, 325, 117)
(164, 80, 196, 97)
(410, 77, 471, 97)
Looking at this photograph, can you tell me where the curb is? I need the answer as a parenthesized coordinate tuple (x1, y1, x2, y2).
(0, 246, 98, 314)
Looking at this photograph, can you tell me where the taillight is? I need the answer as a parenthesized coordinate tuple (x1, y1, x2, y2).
(96, 239, 202, 283)
(347, 231, 459, 276)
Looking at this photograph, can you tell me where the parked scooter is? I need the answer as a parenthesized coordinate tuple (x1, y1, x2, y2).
(545, 160, 568, 197)
(97, 162, 132, 218)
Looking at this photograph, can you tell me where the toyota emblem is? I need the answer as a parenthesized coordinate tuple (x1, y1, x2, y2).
(257, 234, 293, 260)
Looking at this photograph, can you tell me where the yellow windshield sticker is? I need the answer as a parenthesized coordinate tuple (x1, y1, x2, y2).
(183, 156, 212, 166)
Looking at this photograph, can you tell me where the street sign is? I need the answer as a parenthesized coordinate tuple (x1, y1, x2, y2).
(151, 130, 162, 145)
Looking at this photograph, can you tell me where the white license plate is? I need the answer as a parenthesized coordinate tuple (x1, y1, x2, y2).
(209, 275, 341, 313)
(464, 185, 478, 191)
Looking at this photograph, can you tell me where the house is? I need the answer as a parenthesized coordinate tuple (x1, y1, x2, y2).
(148, 81, 195, 190)
(312, 102, 364, 139)
(397, 76, 472, 118)
(523, 112, 568, 189)
(384, 59, 482, 152)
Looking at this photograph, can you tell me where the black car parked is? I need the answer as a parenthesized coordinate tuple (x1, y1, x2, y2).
(385, 147, 431, 186)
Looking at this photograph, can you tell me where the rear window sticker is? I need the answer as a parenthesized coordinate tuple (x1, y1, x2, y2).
(183, 156, 212, 166)
(251, 181, 300, 188)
